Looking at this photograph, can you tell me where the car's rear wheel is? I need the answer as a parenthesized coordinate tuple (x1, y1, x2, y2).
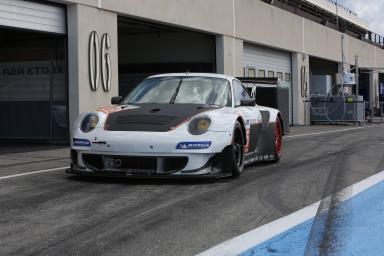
(273, 118, 283, 162)
(230, 122, 245, 178)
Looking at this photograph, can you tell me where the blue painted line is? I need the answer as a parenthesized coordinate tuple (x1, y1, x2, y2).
(240, 180, 384, 256)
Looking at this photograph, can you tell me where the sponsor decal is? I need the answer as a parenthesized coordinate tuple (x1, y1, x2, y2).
(97, 105, 137, 114)
(73, 138, 91, 147)
(176, 141, 212, 150)
(245, 154, 275, 164)
(104, 157, 122, 169)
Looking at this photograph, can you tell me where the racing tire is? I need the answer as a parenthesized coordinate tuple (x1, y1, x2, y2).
(229, 121, 245, 178)
(273, 118, 283, 162)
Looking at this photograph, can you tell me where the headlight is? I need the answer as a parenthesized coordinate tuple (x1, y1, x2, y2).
(188, 115, 211, 135)
(80, 114, 99, 133)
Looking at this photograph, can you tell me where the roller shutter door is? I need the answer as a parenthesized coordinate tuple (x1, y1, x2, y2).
(243, 43, 292, 124)
(0, 0, 66, 34)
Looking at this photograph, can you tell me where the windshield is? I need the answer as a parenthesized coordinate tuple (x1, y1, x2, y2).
(121, 76, 232, 106)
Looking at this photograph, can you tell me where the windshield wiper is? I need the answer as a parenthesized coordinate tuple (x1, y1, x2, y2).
(169, 78, 183, 104)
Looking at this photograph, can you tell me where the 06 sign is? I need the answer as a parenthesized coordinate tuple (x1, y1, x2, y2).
(89, 31, 112, 92)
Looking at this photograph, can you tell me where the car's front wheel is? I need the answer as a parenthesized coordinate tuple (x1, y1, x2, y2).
(229, 121, 245, 178)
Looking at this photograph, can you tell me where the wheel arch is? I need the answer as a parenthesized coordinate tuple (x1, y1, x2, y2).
(277, 112, 285, 136)
(235, 116, 247, 145)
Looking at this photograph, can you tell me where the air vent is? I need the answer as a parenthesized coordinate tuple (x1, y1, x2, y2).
(115, 115, 177, 125)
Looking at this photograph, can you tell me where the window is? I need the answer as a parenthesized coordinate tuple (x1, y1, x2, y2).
(268, 71, 275, 78)
(122, 77, 232, 106)
(258, 70, 265, 78)
(248, 68, 256, 77)
(233, 80, 250, 106)
(285, 73, 291, 82)
(277, 72, 283, 80)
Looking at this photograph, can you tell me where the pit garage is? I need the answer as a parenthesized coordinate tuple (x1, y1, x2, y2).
(380, 73, 384, 102)
(0, 0, 67, 144)
(243, 43, 292, 124)
(358, 70, 370, 102)
(309, 56, 339, 95)
(118, 18, 216, 96)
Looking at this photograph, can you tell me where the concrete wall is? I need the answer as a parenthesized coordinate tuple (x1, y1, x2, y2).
(61, 0, 384, 67)
(61, 0, 384, 126)
(67, 4, 118, 130)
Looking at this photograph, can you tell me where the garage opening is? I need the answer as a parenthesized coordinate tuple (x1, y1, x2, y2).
(0, 28, 68, 144)
(118, 17, 216, 96)
(0, 0, 67, 145)
(243, 43, 292, 124)
(309, 56, 339, 94)
(379, 73, 384, 102)
(359, 70, 370, 102)
(309, 57, 338, 77)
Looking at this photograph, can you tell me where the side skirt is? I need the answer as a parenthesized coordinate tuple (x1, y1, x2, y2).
(244, 121, 276, 165)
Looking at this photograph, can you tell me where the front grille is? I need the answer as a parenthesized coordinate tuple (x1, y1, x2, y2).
(81, 154, 188, 174)
(115, 115, 177, 125)
(82, 154, 104, 171)
(163, 157, 188, 173)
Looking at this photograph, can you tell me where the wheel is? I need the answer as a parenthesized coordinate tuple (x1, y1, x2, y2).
(273, 118, 283, 162)
(230, 121, 245, 178)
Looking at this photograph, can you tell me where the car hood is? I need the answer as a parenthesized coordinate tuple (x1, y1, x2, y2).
(103, 103, 220, 132)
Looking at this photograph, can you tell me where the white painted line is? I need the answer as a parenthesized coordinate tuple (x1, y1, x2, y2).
(0, 166, 69, 181)
(197, 170, 384, 256)
(285, 124, 384, 139)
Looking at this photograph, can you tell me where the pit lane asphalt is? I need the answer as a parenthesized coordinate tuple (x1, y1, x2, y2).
(1, 125, 384, 256)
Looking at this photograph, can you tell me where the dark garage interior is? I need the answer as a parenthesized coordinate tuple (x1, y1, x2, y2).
(0, 27, 68, 144)
(118, 17, 216, 96)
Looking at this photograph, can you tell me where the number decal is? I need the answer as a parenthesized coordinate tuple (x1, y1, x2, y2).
(89, 31, 112, 92)
(89, 31, 100, 91)
(101, 33, 112, 92)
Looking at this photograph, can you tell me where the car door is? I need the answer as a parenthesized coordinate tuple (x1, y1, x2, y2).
(232, 79, 262, 154)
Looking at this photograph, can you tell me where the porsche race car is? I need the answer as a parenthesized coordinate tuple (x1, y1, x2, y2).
(67, 73, 284, 178)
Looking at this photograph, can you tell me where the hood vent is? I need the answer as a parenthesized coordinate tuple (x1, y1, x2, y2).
(105, 104, 218, 132)
(116, 115, 177, 126)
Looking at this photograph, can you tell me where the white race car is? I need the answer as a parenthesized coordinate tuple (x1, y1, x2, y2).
(67, 73, 283, 178)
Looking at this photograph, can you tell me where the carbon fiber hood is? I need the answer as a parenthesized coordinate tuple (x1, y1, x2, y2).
(104, 104, 219, 132)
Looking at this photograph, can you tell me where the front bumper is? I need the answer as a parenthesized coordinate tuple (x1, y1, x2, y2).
(66, 165, 228, 179)
(68, 130, 233, 177)
(68, 148, 231, 178)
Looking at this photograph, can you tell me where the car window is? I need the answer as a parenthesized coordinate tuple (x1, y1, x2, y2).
(233, 80, 250, 106)
(122, 77, 232, 106)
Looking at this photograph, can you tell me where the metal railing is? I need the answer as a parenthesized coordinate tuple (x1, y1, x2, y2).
(306, 99, 384, 125)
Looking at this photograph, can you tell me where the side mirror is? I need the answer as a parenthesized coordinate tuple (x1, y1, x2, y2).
(241, 98, 256, 107)
(111, 96, 122, 105)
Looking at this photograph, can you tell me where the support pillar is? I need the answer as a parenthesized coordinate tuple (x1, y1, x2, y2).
(292, 52, 310, 126)
(67, 4, 118, 130)
(216, 35, 243, 76)
(369, 71, 379, 108)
